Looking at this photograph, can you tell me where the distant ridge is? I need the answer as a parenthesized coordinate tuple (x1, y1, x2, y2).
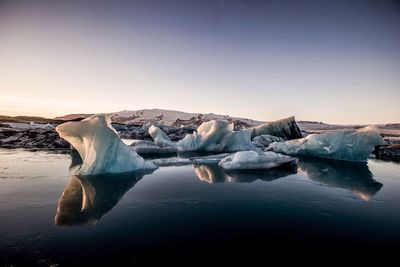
(55, 109, 263, 127)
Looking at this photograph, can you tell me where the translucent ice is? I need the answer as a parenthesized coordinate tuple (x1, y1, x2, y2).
(268, 126, 385, 162)
(177, 120, 255, 152)
(56, 114, 157, 175)
(218, 150, 297, 170)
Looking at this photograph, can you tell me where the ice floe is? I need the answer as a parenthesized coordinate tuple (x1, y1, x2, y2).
(268, 126, 385, 162)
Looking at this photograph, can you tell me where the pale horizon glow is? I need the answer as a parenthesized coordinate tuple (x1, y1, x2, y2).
(1, 0, 399, 124)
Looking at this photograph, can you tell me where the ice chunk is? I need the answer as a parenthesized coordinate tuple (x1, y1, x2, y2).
(190, 153, 232, 164)
(152, 157, 192, 167)
(252, 135, 283, 149)
(148, 125, 175, 147)
(250, 116, 302, 140)
(177, 120, 255, 152)
(56, 114, 157, 175)
(218, 150, 297, 170)
(133, 140, 177, 154)
(268, 126, 385, 162)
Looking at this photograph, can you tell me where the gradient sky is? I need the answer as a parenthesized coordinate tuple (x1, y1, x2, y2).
(0, 0, 399, 123)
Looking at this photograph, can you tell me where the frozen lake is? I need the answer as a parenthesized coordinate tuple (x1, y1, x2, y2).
(0, 149, 399, 265)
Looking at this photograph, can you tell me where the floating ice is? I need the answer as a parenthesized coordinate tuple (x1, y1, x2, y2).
(190, 153, 232, 164)
(133, 140, 178, 154)
(131, 125, 178, 154)
(148, 125, 176, 147)
(250, 116, 302, 140)
(177, 120, 255, 152)
(268, 126, 385, 162)
(151, 157, 192, 167)
(251, 135, 283, 149)
(56, 114, 157, 175)
(218, 150, 297, 170)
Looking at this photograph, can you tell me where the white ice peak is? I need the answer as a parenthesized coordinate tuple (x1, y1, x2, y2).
(56, 114, 157, 175)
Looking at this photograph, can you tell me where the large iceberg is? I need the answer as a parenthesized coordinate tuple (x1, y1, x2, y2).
(218, 150, 297, 170)
(56, 114, 157, 175)
(268, 126, 385, 162)
(250, 116, 302, 140)
(177, 120, 255, 152)
(176, 117, 301, 153)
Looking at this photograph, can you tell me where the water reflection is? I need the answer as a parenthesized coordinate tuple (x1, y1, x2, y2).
(57, 153, 383, 226)
(193, 164, 297, 184)
(298, 158, 383, 201)
(55, 170, 151, 226)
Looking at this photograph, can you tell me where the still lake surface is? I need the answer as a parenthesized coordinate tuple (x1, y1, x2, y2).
(0, 148, 399, 265)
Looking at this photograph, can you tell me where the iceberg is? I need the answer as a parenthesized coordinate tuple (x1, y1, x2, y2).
(268, 126, 385, 162)
(250, 116, 302, 140)
(133, 140, 178, 154)
(190, 153, 232, 164)
(148, 125, 176, 147)
(131, 125, 178, 154)
(177, 120, 255, 152)
(218, 150, 297, 170)
(56, 114, 157, 175)
(251, 135, 283, 149)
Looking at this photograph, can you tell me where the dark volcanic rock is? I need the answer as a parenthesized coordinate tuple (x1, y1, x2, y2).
(115, 124, 196, 142)
(373, 144, 400, 162)
(0, 128, 69, 150)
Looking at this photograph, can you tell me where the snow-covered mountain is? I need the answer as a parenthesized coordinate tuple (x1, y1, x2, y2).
(56, 109, 263, 127)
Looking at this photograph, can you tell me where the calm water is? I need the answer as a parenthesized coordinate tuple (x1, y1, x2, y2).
(0, 149, 399, 265)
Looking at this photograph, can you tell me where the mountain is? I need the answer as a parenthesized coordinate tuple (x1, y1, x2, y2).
(55, 109, 263, 127)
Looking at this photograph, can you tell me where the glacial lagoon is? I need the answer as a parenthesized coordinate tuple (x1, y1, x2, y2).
(0, 148, 399, 265)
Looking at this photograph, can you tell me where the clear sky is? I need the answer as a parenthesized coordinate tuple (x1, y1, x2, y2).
(0, 0, 399, 124)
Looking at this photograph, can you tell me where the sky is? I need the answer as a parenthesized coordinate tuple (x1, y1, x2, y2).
(0, 0, 399, 124)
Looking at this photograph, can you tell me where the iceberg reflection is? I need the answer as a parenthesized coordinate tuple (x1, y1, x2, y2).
(55, 170, 152, 226)
(193, 164, 297, 184)
(298, 158, 382, 201)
